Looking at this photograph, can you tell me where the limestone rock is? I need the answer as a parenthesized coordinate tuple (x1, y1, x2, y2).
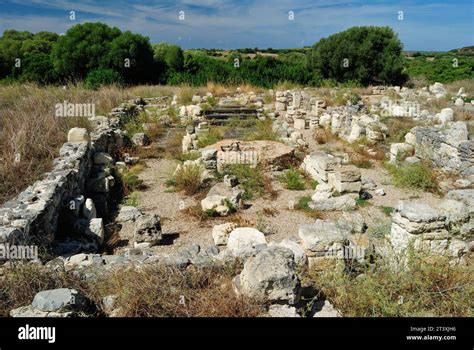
(116, 206, 143, 222)
(131, 133, 151, 146)
(32, 288, 86, 313)
(233, 246, 301, 304)
(299, 219, 352, 253)
(67, 128, 90, 143)
(133, 214, 162, 246)
(267, 304, 300, 317)
(212, 222, 237, 246)
(227, 227, 267, 254)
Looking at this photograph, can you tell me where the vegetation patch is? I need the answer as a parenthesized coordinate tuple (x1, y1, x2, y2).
(166, 164, 203, 195)
(386, 162, 437, 191)
(222, 164, 275, 200)
(302, 252, 473, 316)
(278, 168, 306, 190)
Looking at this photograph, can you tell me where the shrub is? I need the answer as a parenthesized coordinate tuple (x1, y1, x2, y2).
(85, 68, 123, 90)
(223, 164, 271, 200)
(308, 26, 407, 86)
(294, 196, 324, 219)
(380, 206, 395, 216)
(303, 252, 473, 316)
(119, 164, 145, 194)
(168, 164, 202, 195)
(367, 221, 392, 238)
(122, 192, 139, 207)
(386, 162, 437, 191)
(313, 128, 335, 144)
(278, 168, 306, 190)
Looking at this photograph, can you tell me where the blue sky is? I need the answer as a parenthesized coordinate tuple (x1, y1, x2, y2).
(0, 0, 473, 51)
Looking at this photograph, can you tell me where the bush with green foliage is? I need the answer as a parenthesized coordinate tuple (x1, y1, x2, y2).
(307, 26, 407, 86)
(386, 162, 437, 191)
(278, 168, 306, 190)
(84, 68, 123, 90)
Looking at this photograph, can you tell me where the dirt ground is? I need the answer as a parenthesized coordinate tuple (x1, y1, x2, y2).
(126, 127, 444, 254)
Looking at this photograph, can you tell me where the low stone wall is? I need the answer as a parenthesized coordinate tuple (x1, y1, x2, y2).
(391, 121, 474, 179)
(0, 116, 123, 246)
(390, 189, 473, 264)
(275, 90, 388, 144)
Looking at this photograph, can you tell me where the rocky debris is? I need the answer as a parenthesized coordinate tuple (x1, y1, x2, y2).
(299, 219, 353, 269)
(85, 218, 104, 244)
(409, 122, 473, 177)
(0, 115, 122, 245)
(94, 152, 113, 166)
(83, 198, 97, 220)
(330, 165, 362, 194)
(182, 125, 199, 153)
(429, 82, 447, 99)
(375, 188, 386, 196)
(207, 182, 244, 209)
(227, 227, 267, 257)
(435, 108, 454, 125)
(116, 206, 143, 223)
(270, 238, 306, 265)
(64, 253, 104, 270)
(133, 214, 162, 247)
(266, 304, 300, 317)
(201, 148, 218, 170)
(233, 246, 301, 304)
(389, 143, 414, 163)
(11, 288, 89, 317)
(201, 195, 232, 216)
(223, 174, 238, 187)
(312, 300, 341, 317)
(342, 212, 367, 234)
(204, 139, 295, 171)
(301, 152, 341, 183)
(310, 192, 358, 211)
(67, 127, 90, 143)
(390, 196, 472, 261)
(131, 132, 151, 147)
(308, 164, 361, 211)
(212, 222, 238, 246)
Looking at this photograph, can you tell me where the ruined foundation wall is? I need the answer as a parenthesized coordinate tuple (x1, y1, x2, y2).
(0, 116, 122, 245)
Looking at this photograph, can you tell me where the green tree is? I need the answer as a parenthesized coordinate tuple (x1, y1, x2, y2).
(153, 43, 184, 71)
(0, 30, 34, 78)
(51, 22, 121, 80)
(107, 31, 155, 84)
(21, 53, 56, 84)
(85, 68, 123, 90)
(308, 26, 407, 85)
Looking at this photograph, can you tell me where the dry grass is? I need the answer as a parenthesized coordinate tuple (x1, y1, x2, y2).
(445, 79, 474, 95)
(91, 264, 265, 317)
(303, 252, 474, 317)
(0, 83, 183, 204)
(0, 263, 90, 317)
(382, 117, 419, 144)
(313, 128, 337, 144)
(167, 164, 203, 195)
(0, 262, 266, 317)
(206, 82, 229, 97)
(234, 83, 264, 93)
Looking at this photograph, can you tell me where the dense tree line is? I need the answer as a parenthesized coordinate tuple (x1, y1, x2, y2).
(0, 23, 422, 88)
